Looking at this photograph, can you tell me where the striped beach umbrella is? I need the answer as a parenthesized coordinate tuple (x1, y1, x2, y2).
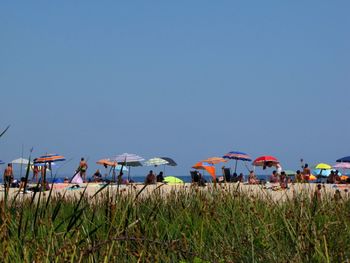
(223, 151, 252, 173)
(336, 156, 350, 163)
(223, 151, 252, 161)
(112, 153, 145, 181)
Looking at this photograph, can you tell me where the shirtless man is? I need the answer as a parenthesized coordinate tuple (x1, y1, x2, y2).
(78, 158, 88, 182)
(3, 163, 14, 187)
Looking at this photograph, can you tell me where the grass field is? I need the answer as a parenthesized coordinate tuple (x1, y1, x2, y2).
(0, 184, 349, 262)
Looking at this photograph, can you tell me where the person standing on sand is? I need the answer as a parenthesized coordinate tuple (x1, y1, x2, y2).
(78, 158, 88, 182)
(3, 163, 14, 187)
(32, 165, 39, 182)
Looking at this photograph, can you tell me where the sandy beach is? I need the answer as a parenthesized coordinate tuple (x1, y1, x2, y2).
(2, 182, 349, 202)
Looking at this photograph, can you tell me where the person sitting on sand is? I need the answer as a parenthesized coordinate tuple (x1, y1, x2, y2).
(248, 171, 259, 184)
(93, 169, 102, 182)
(237, 173, 244, 182)
(157, 171, 164, 183)
(334, 170, 341, 184)
(145, 170, 156, 185)
(270, 170, 279, 183)
(279, 171, 288, 189)
(18, 177, 28, 193)
(327, 171, 336, 184)
(3, 163, 14, 187)
(295, 170, 302, 183)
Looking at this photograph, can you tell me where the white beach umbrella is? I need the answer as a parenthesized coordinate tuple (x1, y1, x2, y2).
(11, 158, 30, 165)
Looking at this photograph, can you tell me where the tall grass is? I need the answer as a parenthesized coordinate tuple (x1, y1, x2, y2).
(0, 185, 349, 262)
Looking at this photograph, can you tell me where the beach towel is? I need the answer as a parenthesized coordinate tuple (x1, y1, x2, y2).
(52, 183, 69, 189)
(71, 174, 83, 184)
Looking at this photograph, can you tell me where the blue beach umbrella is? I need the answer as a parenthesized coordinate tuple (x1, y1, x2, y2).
(223, 151, 252, 173)
(336, 156, 350, 163)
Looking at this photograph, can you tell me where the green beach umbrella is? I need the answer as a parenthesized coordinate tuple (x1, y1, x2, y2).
(163, 176, 184, 184)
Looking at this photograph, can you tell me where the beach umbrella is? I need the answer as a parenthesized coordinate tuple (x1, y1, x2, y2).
(315, 163, 332, 170)
(96, 159, 117, 167)
(192, 161, 216, 181)
(160, 157, 177, 166)
(144, 158, 169, 166)
(202, 157, 227, 165)
(223, 151, 252, 173)
(34, 154, 66, 187)
(11, 158, 30, 165)
(313, 163, 333, 179)
(11, 158, 32, 177)
(34, 154, 66, 164)
(336, 156, 350, 163)
(159, 157, 177, 174)
(333, 163, 350, 169)
(112, 153, 144, 181)
(97, 159, 129, 181)
(112, 153, 144, 166)
(164, 176, 184, 184)
(253, 156, 279, 167)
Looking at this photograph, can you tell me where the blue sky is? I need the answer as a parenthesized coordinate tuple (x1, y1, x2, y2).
(1, 1, 349, 177)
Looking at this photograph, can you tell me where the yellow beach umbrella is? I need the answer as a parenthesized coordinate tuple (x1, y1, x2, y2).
(315, 163, 332, 170)
(163, 176, 184, 184)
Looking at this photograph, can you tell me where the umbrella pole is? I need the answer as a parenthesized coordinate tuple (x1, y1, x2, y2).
(20, 144, 24, 178)
(234, 159, 238, 174)
(128, 166, 131, 182)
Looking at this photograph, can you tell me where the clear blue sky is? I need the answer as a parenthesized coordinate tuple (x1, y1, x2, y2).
(1, 1, 349, 177)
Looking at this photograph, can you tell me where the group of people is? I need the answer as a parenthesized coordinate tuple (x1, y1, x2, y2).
(145, 170, 165, 184)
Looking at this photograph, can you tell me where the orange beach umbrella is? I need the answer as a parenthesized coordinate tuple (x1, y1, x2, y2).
(202, 157, 227, 165)
(96, 159, 117, 167)
(192, 162, 216, 180)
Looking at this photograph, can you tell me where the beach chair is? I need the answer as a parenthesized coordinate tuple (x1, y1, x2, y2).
(223, 168, 231, 182)
(190, 171, 200, 183)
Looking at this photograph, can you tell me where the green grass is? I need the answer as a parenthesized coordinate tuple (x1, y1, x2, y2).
(0, 186, 349, 262)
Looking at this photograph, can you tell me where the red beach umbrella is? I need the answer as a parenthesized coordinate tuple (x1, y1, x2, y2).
(253, 156, 279, 167)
